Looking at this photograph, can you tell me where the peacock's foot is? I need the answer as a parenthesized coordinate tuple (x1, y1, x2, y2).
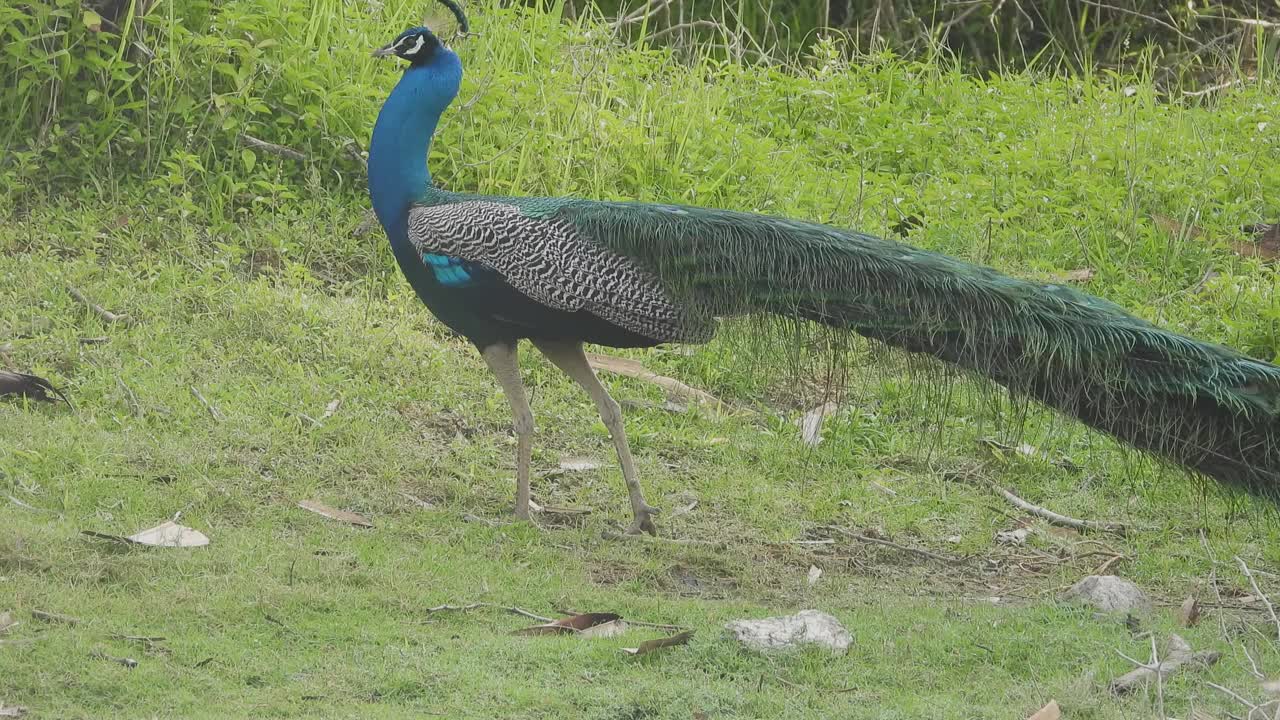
(626, 505, 660, 537)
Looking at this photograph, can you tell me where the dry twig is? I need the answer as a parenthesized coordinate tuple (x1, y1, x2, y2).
(1109, 634, 1220, 696)
(987, 481, 1126, 536)
(1236, 556, 1280, 642)
(426, 602, 553, 623)
(586, 353, 724, 408)
(189, 386, 224, 422)
(828, 527, 961, 565)
(67, 285, 132, 325)
(239, 133, 308, 162)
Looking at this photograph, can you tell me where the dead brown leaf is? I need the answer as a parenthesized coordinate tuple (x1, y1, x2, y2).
(585, 353, 722, 408)
(0, 612, 15, 634)
(622, 630, 695, 656)
(1027, 701, 1061, 720)
(128, 521, 209, 547)
(297, 500, 372, 528)
(1177, 596, 1201, 627)
(83, 521, 210, 548)
(806, 565, 822, 587)
(797, 401, 838, 447)
(0, 371, 69, 405)
(513, 612, 621, 636)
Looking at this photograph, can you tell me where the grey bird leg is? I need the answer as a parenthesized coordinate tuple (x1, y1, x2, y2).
(533, 340, 659, 536)
(480, 342, 535, 520)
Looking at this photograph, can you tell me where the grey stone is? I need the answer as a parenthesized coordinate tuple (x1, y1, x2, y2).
(725, 610, 851, 653)
(1063, 575, 1149, 612)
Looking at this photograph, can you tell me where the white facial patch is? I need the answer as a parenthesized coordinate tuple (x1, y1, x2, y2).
(397, 34, 426, 57)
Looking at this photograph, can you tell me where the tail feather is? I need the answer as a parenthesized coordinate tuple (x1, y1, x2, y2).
(553, 199, 1280, 501)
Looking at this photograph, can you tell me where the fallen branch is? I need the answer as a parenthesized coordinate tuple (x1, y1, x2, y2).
(644, 19, 732, 42)
(425, 602, 553, 623)
(31, 609, 80, 625)
(397, 491, 435, 510)
(239, 133, 308, 162)
(611, 0, 674, 28)
(189, 386, 224, 422)
(586, 353, 723, 409)
(829, 527, 962, 565)
(67, 285, 133, 325)
(1182, 77, 1249, 97)
(1206, 681, 1261, 713)
(987, 481, 1126, 536)
(6, 493, 52, 512)
(90, 648, 138, 669)
(116, 377, 142, 418)
(1109, 634, 1220, 695)
(1236, 556, 1280, 642)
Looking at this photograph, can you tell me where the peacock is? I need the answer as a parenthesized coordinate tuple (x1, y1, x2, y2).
(368, 1, 1280, 535)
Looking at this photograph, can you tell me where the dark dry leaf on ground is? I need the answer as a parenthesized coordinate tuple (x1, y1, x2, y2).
(513, 612, 621, 636)
(1177, 596, 1201, 627)
(622, 630, 694, 656)
(297, 500, 373, 528)
(0, 371, 69, 405)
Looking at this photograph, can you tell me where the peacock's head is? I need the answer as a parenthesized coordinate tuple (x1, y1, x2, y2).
(372, 0, 470, 65)
(373, 26, 444, 64)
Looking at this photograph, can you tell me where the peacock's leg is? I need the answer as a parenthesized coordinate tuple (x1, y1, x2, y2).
(533, 339, 659, 536)
(480, 342, 535, 520)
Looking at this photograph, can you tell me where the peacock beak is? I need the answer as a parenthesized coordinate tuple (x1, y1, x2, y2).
(371, 44, 397, 58)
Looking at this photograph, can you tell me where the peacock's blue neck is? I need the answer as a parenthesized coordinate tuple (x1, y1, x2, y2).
(368, 50, 461, 243)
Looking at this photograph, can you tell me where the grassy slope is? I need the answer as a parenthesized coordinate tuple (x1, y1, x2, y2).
(3, 3, 1280, 718)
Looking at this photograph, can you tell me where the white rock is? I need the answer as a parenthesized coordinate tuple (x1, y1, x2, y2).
(725, 610, 851, 653)
(1062, 575, 1149, 612)
(996, 528, 1030, 545)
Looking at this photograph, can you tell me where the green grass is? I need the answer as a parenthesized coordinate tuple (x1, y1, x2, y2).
(3, 2, 1280, 718)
